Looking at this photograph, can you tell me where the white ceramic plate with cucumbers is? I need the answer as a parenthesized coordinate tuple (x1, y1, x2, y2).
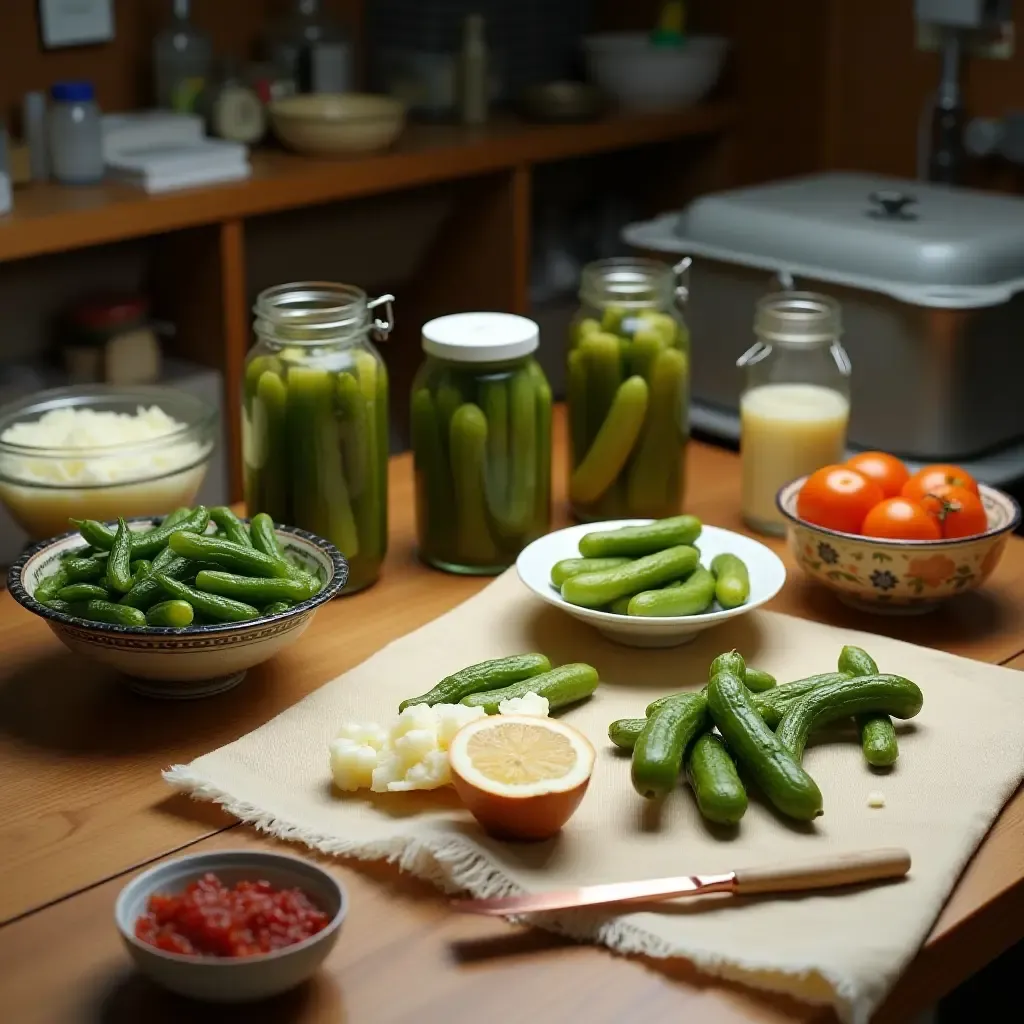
(516, 520, 786, 649)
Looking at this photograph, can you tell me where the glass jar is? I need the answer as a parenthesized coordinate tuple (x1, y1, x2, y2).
(243, 282, 394, 594)
(411, 312, 552, 575)
(567, 257, 691, 522)
(738, 291, 851, 536)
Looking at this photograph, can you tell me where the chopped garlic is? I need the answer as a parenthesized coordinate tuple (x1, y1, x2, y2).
(498, 692, 550, 717)
(329, 703, 486, 794)
(868, 791, 886, 808)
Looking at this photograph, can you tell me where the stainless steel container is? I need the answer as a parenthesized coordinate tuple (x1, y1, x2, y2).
(624, 172, 1024, 462)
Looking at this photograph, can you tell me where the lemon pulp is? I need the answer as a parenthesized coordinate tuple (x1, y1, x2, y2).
(465, 722, 576, 785)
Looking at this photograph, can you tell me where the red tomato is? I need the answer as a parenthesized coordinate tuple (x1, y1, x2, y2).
(861, 498, 942, 541)
(797, 466, 884, 534)
(920, 485, 989, 539)
(845, 451, 910, 499)
(902, 463, 980, 503)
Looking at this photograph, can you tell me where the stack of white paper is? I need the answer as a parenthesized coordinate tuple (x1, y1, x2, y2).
(106, 139, 251, 194)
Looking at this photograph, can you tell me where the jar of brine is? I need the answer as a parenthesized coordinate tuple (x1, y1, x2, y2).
(567, 257, 690, 522)
(243, 282, 394, 594)
(411, 312, 552, 575)
(738, 291, 851, 535)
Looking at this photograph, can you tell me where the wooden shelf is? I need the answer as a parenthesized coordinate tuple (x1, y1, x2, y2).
(0, 104, 735, 264)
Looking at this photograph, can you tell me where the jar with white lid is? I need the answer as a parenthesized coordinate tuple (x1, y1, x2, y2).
(738, 291, 851, 536)
(244, 282, 394, 594)
(411, 312, 552, 575)
(48, 81, 104, 185)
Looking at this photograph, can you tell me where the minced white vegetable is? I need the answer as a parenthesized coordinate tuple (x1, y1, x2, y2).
(868, 791, 886, 808)
(0, 405, 204, 486)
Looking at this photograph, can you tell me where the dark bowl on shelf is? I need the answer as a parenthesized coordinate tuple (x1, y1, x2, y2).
(518, 82, 607, 124)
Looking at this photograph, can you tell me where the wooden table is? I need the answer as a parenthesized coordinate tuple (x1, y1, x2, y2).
(2, 414, 1022, 1023)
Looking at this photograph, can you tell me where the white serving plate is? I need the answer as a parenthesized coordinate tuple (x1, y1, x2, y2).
(516, 520, 786, 649)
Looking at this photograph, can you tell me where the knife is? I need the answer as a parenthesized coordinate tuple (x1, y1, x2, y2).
(451, 847, 911, 916)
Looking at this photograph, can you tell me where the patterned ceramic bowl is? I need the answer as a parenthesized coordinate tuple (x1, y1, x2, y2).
(7, 518, 348, 698)
(776, 479, 1021, 614)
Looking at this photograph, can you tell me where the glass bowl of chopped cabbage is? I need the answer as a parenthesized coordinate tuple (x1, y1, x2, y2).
(0, 385, 217, 540)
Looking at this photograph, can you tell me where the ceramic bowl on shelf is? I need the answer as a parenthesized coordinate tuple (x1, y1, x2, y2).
(776, 479, 1021, 613)
(269, 93, 406, 156)
(0, 385, 216, 541)
(582, 33, 729, 112)
(115, 849, 347, 1003)
(7, 518, 347, 698)
(516, 520, 786, 649)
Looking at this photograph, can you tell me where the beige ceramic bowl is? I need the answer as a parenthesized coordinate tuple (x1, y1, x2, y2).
(115, 849, 347, 1003)
(8, 518, 347, 698)
(776, 479, 1021, 613)
(269, 93, 406, 155)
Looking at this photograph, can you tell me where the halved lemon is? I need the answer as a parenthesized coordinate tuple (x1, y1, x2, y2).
(448, 715, 595, 841)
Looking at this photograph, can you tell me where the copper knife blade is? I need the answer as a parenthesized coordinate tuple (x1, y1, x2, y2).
(450, 848, 912, 916)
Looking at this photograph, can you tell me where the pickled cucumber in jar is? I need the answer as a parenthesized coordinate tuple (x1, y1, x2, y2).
(411, 313, 551, 575)
(568, 258, 690, 522)
(243, 283, 392, 594)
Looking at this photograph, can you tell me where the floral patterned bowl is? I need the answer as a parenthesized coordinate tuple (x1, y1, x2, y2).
(776, 479, 1021, 614)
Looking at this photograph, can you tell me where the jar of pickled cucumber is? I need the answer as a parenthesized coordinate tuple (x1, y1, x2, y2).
(567, 257, 691, 522)
(243, 282, 394, 594)
(411, 312, 552, 575)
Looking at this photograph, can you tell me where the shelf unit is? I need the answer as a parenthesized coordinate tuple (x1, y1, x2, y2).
(0, 104, 736, 498)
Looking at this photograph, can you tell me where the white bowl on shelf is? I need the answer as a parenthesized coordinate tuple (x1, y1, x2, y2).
(516, 520, 786, 649)
(583, 33, 729, 112)
(269, 93, 406, 156)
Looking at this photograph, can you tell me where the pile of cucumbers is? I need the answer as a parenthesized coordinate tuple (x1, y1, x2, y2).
(32, 507, 322, 628)
(243, 347, 387, 594)
(552, 515, 751, 617)
(411, 358, 552, 573)
(399, 653, 598, 714)
(609, 646, 924, 824)
(568, 306, 689, 521)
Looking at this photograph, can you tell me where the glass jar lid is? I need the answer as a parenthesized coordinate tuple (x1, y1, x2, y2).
(754, 291, 841, 345)
(579, 257, 677, 309)
(254, 282, 394, 344)
(421, 312, 539, 363)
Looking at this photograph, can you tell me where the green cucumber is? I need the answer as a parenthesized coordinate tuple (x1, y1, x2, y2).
(755, 672, 851, 728)
(400, 653, 552, 712)
(145, 600, 195, 628)
(837, 646, 899, 767)
(710, 553, 750, 609)
(107, 518, 134, 594)
(248, 512, 286, 560)
(67, 599, 147, 628)
(631, 693, 708, 799)
(460, 663, 599, 715)
(34, 565, 70, 603)
(118, 556, 195, 610)
(578, 514, 702, 559)
(627, 565, 715, 617)
(194, 570, 320, 604)
(743, 667, 777, 693)
(168, 532, 307, 582)
(561, 544, 699, 609)
(609, 717, 647, 750)
(151, 573, 259, 623)
(63, 554, 110, 583)
(210, 507, 252, 548)
(129, 506, 211, 559)
(687, 732, 748, 825)
(707, 668, 823, 821)
(550, 557, 631, 588)
(57, 582, 111, 602)
(776, 674, 923, 762)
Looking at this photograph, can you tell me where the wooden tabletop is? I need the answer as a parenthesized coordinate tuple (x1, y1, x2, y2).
(1, 412, 1022, 1023)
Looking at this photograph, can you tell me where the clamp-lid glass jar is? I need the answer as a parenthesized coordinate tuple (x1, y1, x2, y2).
(567, 257, 691, 522)
(243, 282, 394, 594)
(411, 312, 552, 575)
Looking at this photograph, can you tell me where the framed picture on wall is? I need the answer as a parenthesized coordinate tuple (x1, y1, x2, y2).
(39, 0, 115, 49)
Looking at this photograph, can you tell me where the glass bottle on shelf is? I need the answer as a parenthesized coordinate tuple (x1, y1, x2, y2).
(154, 0, 213, 113)
(567, 257, 691, 522)
(268, 0, 353, 94)
(410, 313, 552, 575)
(738, 291, 851, 536)
(244, 283, 394, 594)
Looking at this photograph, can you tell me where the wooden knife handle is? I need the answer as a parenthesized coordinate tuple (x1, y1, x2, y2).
(733, 848, 911, 895)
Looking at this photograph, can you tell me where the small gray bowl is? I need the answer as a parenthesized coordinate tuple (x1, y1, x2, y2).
(115, 850, 347, 1003)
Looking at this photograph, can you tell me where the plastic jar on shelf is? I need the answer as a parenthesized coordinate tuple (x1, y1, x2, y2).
(411, 312, 552, 575)
(567, 256, 691, 522)
(48, 81, 104, 185)
(243, 282, 394, 594)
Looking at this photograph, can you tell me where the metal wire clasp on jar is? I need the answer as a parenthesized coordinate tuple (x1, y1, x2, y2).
(243, 282, 395, 594)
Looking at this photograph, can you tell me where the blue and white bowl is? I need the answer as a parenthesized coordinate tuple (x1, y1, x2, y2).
(7, 517, 347, 698)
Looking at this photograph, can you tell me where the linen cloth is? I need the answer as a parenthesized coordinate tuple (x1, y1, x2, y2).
(166, 569, 1024, 1023)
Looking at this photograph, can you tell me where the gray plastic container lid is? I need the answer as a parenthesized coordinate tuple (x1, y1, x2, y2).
(623, 171, 1024, 309)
